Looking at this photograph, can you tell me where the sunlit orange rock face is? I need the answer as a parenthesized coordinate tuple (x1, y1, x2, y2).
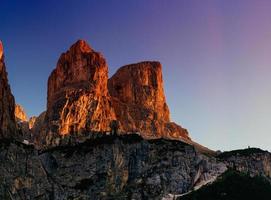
(108, 62, 190, 140)
(0, 41, 17, 138)
(15, 104, 28, 122)
(28, 116, 37, 129)
(46, 40, 116, 135)
(0, 41, 3, 59)
(44, 40, 190, 144)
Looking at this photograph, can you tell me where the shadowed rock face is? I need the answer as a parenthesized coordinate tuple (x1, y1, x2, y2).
(1, 135, 271, 200)
(46, 40, 116, 136)
(0, 135, 226, 199)
(108, 61, 190, 140)
(0, 41, 16, 138)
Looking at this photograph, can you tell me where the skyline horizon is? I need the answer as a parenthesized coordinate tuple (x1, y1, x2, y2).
(1, 0, 271, 152)
(1, 38, 269, 152)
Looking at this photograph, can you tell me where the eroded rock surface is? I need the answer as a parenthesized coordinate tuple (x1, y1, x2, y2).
(46, 40, 116, 137)
(0, 40, 270, 200)
(0, 41, 3, 59)
(108, 61, 190, 140)
(15, 104, 28, 122)
(0, 135, 226, 200)
(43, 40, 190, 147)
(28, 116, 37, 129)
(1, 135, 270, 200)
(0, 41, 16, 138)
(218, 148, 271, 180)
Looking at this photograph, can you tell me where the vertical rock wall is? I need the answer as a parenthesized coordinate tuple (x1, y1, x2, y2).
(0, 41, 17, 138)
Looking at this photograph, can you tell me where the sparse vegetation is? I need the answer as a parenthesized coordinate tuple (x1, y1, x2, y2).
(217, 148, 267, 159)
(180, 170, 271, 200)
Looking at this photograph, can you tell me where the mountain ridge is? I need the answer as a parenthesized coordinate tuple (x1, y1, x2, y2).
(0, 39, 270, 199)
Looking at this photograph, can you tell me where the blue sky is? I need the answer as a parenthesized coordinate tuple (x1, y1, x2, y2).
(1, 0, 271, 151)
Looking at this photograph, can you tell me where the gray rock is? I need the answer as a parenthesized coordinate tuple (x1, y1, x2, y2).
(0, 136, 270, 200)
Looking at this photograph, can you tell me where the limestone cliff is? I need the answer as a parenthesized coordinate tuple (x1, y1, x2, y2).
(1, 135, 270, 200)
(0, 40, 270, 200)
(0, 41, 16, 138)
(218, 148, 271, 179)
(28, 116, 37, 129)
(15, 104, 28, 122)
(0, 134, 226, 199)
(46, 40, 116, 137)
(108, 61, 190, 140)
(43, 40, 190, 146)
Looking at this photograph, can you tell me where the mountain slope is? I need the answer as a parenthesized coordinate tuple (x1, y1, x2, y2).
(180, 170, 271, 200)
(0, 134, 225, 199)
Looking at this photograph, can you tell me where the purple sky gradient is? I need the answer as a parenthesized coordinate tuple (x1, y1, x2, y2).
(1, 0, 271, 151)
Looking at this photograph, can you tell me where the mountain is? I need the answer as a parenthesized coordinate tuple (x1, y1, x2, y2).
(15, 104, 28, 122)
(0, 40, 270, 199)
(46, 40, 116, 137)
(36, 40, 190, 148)
(108, 61, 190, 140)
(179, 170, 271, 200)
(0, 41, 17, 139)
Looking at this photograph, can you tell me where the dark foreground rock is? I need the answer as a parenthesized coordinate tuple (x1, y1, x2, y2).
(0, 134, 226, 200)
(179, 170, 271, 200)
(0, 41, 17, 139)
(1, 134, 271, 200)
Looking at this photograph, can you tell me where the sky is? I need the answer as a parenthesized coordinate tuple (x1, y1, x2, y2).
(1, 0, 271, 151)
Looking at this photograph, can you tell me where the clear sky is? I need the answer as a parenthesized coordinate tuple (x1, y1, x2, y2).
(1, 0, 271, 151)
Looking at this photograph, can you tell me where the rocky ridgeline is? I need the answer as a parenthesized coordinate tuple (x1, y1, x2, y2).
(0, 134, 225, 199)
(15, 104, 28, 122)
(217, 148, 271, 179)
(0, 40, 270, 199)
(36, 40, 190, 148)
(1, 134, 271, 199)
(0, 41, 17, 139)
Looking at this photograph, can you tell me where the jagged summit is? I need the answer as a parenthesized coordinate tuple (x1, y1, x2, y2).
(0, 39, 191, 146)
(0, 41, 270, 199)
(71, 39, 93, 52)
(40, 40, 190, 146)
(0, 41, 17, 138)
(0, 40, 3, 59)
(45, 40, 115, 139)
(15, 104, 28, 122)
(47, 40, 108, 109)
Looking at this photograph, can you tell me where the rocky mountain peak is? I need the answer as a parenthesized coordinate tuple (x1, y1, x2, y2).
(0, 41, 17, 138)
(47, 40, 108, 110)
(40, 40, 191, 146)
(108, 61, 190, 140)
(69, 39, 93, 53)
(15, 104, 28, 122)
(0, 41, 3, 59)
(45, 40, 115, 138)
(108, 61, 170, 122)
